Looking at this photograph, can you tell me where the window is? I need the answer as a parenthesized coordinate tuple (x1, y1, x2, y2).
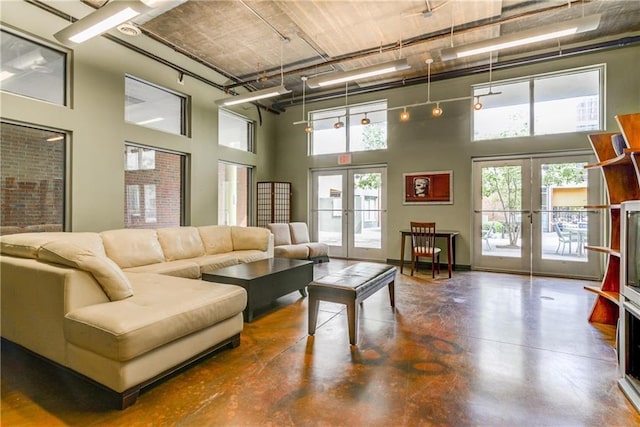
(310, 100, 387, 155)
(125, 75, 187, 136)
(0, 29, 66, 105)
(473, 66, 603, 141)
(124, 145, 185, 228)
(218, 109, 254, 152)
(0, 122, 66, 234)
(218, 162, 252, 226)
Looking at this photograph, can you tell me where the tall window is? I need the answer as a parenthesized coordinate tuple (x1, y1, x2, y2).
(0, 29, 67, 105)
(125, 75, 188, 136)
(473, 65, 603, 141)
(218, 109, 254, 152)
(0, 122, 66, 234)
(218, 162, 252, 226)
(124, 145, 185, 228)
(310, 100, 387, 155)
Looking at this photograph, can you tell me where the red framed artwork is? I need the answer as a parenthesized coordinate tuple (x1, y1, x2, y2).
(403, 171, 453, 205)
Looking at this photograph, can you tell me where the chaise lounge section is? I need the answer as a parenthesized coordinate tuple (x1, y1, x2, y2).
(0, 225, 273, 408)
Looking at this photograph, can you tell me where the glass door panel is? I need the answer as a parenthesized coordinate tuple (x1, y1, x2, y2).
(312, 167, 386, 261)
(473, 159, 530, 272)
(313, 172, 346, 258)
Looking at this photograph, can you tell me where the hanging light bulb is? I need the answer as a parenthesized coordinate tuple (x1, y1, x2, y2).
(432, 102, 443, 117)
(400, 107, 410, 122)
(361, 113, 371, 125)
(473, 96, 483, 110)
(304, 124, 313, 133)
(334, 119, 344, 129)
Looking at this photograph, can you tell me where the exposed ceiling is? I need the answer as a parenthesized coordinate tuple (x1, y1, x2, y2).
(60, 1, 640, 110)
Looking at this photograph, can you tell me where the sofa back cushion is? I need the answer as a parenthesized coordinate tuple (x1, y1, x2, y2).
(156, 227, 205, 261)
(100, 229, 165, 268)
(0, 232, 105, 259)
(231, 226, 270, 252)
(289, 222, 311, 244)
(267, 223, 292, 246)
(38, 241, 133, 301)
(198, 225, 234, 255)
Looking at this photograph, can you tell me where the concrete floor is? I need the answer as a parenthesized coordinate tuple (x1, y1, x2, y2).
(2, 260, 638, 426)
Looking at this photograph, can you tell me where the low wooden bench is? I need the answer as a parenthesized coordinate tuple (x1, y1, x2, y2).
(308, 262, 396, 345)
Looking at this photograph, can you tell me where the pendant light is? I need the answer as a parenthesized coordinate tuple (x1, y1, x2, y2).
(400, 107, 410, 122)
(361, 113, 371, 125)
(301, 76, 313, 133)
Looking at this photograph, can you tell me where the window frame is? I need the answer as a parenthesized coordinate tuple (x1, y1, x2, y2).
(471, 64, 605, 141)
(0, 27, 69, 106)
(218, 108, 255, 153)
(309, 99, 388, 156)
(124, 143, 187, 228)
(125, 74, 189, 136)
(0, 120, 69, 233)
(217, 161, 254, 226)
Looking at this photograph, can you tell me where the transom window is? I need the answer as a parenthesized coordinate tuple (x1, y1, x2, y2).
(218, 109, 255, 152)
(473, 65, 603, 141)
(125, 75, 188, 136)
(310, 100, 388, 155)
(0, 29, 67, 105)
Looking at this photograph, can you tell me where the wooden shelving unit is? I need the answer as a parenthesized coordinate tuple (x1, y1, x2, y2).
(584, 113, 640, 325)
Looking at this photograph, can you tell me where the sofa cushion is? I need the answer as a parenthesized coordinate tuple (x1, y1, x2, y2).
(193, 254, 239, 275)
(64, 273, 247, 362)
(306, 242, 329, 258)
(123, 260, 201, 279)
(289, 222, 311, 244)
(0, 232, 105, 259)
(267, 223, 292, 246)
(101, 229, 165, 268)
(233, 249, 270, 264)
(274, 245, 309, 259)
(231, 226, 270, 251)
(38, 241, 133, 301)
(198, 225, 234, 255)
(156, 227, 205, 261)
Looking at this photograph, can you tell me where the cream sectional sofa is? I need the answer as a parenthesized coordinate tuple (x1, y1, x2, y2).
(0, 225, 273, 408)
(268, 222, 329, 263)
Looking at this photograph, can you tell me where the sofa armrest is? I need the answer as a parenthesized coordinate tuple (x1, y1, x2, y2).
(1, 255, 108, 364)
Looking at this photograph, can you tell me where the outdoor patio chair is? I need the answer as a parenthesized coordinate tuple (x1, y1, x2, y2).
(554, 223, 573, 255)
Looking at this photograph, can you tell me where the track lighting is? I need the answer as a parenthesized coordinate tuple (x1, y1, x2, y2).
(400, 108, 410, 122)
(361, 114, 371, 125)
(432, 103, 443, 117)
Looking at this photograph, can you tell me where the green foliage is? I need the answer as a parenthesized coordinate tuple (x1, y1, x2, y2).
(354, 173, 381, 190)
(542, 163, 586, 186)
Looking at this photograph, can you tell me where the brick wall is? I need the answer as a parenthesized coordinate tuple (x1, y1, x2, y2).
(0, 122, 64, 234)
(124, 146, 183, 228)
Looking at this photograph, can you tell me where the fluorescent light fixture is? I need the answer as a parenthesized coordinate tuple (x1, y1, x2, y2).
(441, 14, 601, 60)
(215, 85, 291, 106)
(46, 135, 65, 142)
(136, 117, 164, 125)
(54, 1, 151, 46)
(306, 59, 411, 89)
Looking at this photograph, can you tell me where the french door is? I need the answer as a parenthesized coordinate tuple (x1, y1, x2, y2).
(311, 166, 387, 261)
(472, 153, 602, 279)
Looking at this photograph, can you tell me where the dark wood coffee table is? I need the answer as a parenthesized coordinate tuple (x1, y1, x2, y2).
(202, 258, 313, 322)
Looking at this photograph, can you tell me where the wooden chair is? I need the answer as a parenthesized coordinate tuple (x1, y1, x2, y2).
(410, 222, 441, 278)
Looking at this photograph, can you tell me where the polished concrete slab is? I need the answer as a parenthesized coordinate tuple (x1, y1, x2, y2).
(2, 260, 638, 426)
